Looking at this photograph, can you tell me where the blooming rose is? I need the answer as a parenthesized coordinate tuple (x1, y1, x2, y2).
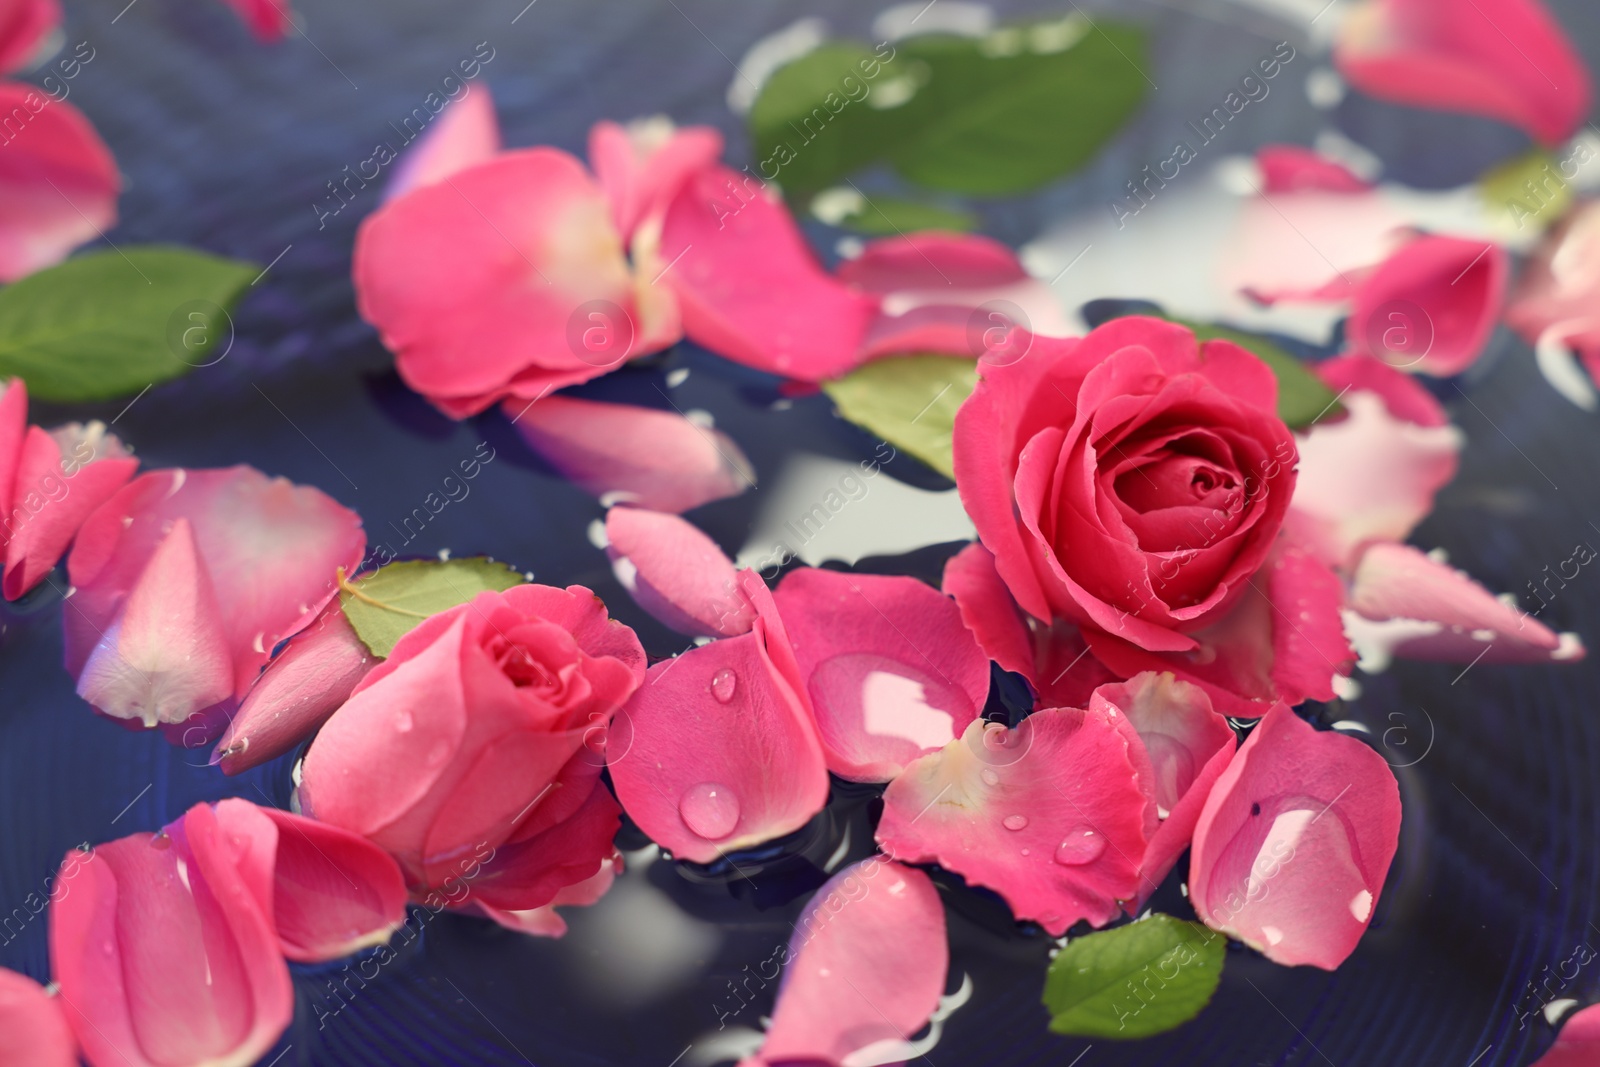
(953, 316, 1298, 655)
(300, 584, 646, 912)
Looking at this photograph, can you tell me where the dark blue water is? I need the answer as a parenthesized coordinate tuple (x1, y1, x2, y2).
(2, 0, 1599, 1063)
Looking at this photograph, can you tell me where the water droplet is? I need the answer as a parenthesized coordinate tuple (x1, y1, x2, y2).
(101, 940, 115, 957)
(709, 668, 738, 704)
(679, 782, 740, 840)
(1053, 826, 1105, 866)
(1002, 814, 1029, 831)
(395, 710, 414, 733)
(980, 768, 1000, 786)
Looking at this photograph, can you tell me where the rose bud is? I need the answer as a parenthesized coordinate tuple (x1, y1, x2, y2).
(64, 466, 365, 745)
(0, 968, 76, 1067)
(299, 584, 646, 909)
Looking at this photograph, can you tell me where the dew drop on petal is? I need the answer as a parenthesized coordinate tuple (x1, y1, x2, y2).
(1053, 826, 1105, 866)
(395, 710, 413, 734)
(709, 668, 738, 704)
(1002, 814, 1029, 831)
(679, 782, 740, 840)
(980, 768, 1000, 786)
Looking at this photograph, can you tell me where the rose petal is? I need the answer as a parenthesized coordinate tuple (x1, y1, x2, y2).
(219, 0, 292, 40)
(0, 0, 59, 74)
(0, 85, 120, 283)
(467, 773, 622, 911)
(1508, 200, 1600, 369)
(507, 394, 754, 513)
(208, 800, 407, 963)
(0, 968, 76, 1067)
(385, 84, 502, 202)
(659, 164, 878, 381)
(740, 858, 948, 1067)
(587, 117, 723, 239)
(1190, 703, 1401, 970)
(609, 572, 828, 863)
(2, 422, 136, 600)
(76, 515, 235, 729)
(1335, 0, 1591, 146)
(876, 711, 1149, 935)
(1533, 1003, 1600, 1067)
(472, 855, 619, 938)
(942, 540, 1119, 709)
(775, 566, 988, 782)
(212, 602, 376, 774)
(1345, 541, 1579, 665)
(51, 807, 293, 1067)
(66, 467, 366, 724)
(604, 505, 753, 637)
(1226, 188, 1405, 306)
(1313, 353, 1447, 428)
(1257, 145, 1372, 194)
(838, 232, 1073, 360)
(355, 149, 650, 417)
(1086, 546, 1354, 717)
(1090, 672, 1236, 900)
(0, 379, 26, 538)
(1287, 390, 1461, 571)
(1346, 235, 1508, 377)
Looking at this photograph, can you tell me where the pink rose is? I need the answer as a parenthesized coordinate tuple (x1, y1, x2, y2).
(953, 316, 1297, 655)
(300, 584, 646, 911)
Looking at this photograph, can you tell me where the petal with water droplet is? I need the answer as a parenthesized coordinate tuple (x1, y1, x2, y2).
(876, 710, 1149, 935)
(610, 572, 828, 862)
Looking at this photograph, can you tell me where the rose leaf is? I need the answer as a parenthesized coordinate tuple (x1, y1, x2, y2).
(0, 245, 259, 402)
(1042, 913, 1226, 1040)
(821, 353, 978, 479)
(338, 557, 524, 657)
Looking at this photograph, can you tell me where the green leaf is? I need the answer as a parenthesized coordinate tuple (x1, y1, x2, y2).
(748, 17, 1151, 198)
(821, 354, 978, 479)
(1173, 319, 1342, 429)
(749, 43, 913, 195)
(1480, 148, 1570, 234)
(1043, 914, 1225, 1040)
(339, 557, 525, 658)
(0, 245, 259, 402)
(888, 19, 1151, 195)
(812, 190, 978, 234)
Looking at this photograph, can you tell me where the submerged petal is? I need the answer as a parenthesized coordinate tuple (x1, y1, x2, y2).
(1189, 704, 1401, 969)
